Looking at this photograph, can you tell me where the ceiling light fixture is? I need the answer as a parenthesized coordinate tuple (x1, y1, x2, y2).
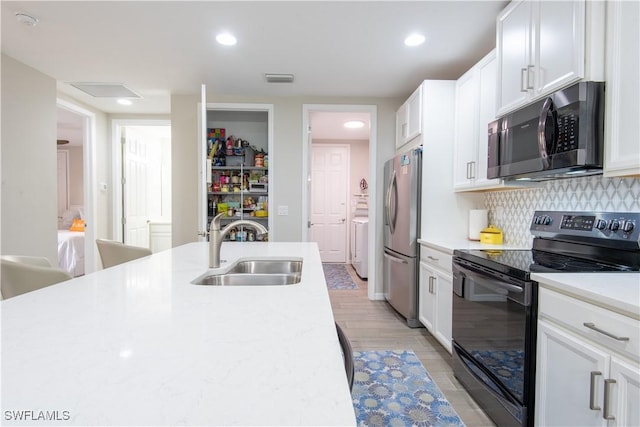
(344, 120, 365, 129)
(15, 12, 38, 26)
(404, 33, 426, 47)
(265, 74, 294, 83)
(117, 99, 133, 106)
(216, 32, 237, 46)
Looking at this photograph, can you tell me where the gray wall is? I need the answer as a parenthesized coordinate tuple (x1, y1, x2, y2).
(2, 55, 58, 262)
(171, 93, 401, 247)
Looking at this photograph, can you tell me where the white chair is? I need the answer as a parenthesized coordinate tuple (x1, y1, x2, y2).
(1, 256, 72, 299)
(96, 239, 152, 269)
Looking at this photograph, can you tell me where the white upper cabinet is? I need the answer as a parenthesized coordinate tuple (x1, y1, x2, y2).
(453, 50, 506, 191)
(395, 84, 423, 150)
(496, 0, 604, 116)
(604, 0, 640, 177)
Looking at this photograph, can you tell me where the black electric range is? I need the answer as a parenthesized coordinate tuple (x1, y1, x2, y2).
(451, 211, 640, 427)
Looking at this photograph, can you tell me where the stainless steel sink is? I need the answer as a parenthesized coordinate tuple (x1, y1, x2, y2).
(191, 257, 303, 286)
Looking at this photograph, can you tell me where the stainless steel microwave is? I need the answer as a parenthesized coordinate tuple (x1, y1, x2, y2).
(487, 81, 605, 181)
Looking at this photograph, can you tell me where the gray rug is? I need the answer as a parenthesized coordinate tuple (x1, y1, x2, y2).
(322, 263, 358, 290)
(352, 350, 466, 426)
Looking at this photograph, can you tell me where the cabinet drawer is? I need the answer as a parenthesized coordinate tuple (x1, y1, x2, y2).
(420, 247, 452, 272)
(539, 287, 639, 362)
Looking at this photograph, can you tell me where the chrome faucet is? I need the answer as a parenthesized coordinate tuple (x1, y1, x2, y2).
(209, 213, 268, 268)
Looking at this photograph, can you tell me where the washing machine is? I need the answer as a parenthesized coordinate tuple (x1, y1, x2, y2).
(350, 217, 368, 279)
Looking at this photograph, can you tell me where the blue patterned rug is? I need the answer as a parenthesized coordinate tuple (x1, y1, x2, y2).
(323, 263, 358, 290)
(352, 350, 466, 426)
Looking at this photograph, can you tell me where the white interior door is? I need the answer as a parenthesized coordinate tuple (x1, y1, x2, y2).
(309, 144, 349, 263)
(56, 151, 69, 228)
(123, 128, 151, 247)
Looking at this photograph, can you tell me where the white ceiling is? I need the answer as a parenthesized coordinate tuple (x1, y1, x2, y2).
(2, 1, 508, 140)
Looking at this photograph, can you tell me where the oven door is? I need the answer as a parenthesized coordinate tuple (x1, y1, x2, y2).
(452, 258, 536, 426)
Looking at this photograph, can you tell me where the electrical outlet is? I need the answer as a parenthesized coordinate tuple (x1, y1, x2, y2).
(277, 205, 289, 216)
(495, 206, 504, 222)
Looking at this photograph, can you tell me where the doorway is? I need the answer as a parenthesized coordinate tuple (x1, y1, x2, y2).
(112, 121, 172, 249)
(302, 104, 377, 299)
(56, 99, 97, 275)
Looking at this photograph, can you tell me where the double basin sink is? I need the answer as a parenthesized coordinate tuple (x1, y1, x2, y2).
(191, 257, 303, 286)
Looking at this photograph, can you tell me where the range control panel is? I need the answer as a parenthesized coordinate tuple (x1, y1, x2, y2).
(530, 211, 640, 245)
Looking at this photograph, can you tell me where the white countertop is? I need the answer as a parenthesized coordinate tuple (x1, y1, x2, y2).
(532, 272, 640, 320)
(1, 242, 357, 426)
(418, 237, 529, 254)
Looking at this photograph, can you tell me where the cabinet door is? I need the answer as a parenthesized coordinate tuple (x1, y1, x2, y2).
(497, 0, 532, 115)
(453, 69, 477, 188)
(433, 269, 452, 354)
(418, 261, 436, 331)
(395, 102, 408, 149)
(536, 319, 609, 427)
(604, 0, 640, 177)
(534, 0, 585, 96)
(474, 51, 499, 187)
(609, 356, 640, 427)
(405, 85, 423, 143)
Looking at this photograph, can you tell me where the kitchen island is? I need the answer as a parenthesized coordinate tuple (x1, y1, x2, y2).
(1, 242, 356, 426)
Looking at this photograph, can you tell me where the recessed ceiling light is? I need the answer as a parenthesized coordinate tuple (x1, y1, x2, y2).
(117, 99, 133, 106)
(216, 32, 237, 46)
(344, 120, 365, 129)
(404, 33, 426, 47)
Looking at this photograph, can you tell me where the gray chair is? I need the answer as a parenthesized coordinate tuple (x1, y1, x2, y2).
(1, 256, 72, 299)
(96, 239, 152, 268)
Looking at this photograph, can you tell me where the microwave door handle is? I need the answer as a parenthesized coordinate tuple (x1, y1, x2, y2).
(538, 97, 555, 169)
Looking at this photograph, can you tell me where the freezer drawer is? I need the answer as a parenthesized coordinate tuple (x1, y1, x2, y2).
(383, 248, 420, 328)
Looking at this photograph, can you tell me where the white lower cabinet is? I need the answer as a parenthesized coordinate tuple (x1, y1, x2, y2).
(536, 287, 640, 427)
(418, 247, 452, 354)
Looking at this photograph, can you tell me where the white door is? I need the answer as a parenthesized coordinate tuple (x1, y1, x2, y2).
(122, 128, 151, 247)
(610, 356, 640, 427)
(57, 151, 69, 228)
(309, 144, 348, 263)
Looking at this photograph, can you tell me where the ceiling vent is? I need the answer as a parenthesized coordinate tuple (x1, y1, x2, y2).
(68, 82, 142, 98)
(264, 74, 294, 83)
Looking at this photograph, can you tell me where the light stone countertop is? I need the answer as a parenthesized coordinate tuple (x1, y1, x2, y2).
(0, 242, 357, 426)
(532, 272, 640, 320)
(418, 237, 530, 254)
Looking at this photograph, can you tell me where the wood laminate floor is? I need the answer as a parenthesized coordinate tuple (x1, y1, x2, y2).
(329, 264, 496, 427)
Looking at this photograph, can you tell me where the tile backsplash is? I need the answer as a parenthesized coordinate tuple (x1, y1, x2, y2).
(485, 176, 640, 247)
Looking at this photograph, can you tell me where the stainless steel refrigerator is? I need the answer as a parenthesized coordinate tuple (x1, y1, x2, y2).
(383, 147, 422, 328)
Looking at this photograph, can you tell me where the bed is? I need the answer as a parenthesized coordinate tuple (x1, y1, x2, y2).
(57, 206, 85, 277)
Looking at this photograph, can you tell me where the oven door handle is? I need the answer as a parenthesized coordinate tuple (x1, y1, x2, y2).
(454, 262, 524, 294)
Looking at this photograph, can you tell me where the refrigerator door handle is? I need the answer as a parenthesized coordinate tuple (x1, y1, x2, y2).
(385, 170, 398, 234)
(383, 251, 408, 264)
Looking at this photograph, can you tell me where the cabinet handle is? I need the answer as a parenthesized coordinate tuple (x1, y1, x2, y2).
(466, 161, 472, 179)
(520, 68, 528, 92)
(589, 371, 601, 410)
(583, 322, 630, 341)
(428, 276, 435, 294)
(427, 255, 439, 262)
(526, 65, 535, 90)
(603, 379, 616, 420)
(469, 161, 476, 179)
(402, 123, 407, 138)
